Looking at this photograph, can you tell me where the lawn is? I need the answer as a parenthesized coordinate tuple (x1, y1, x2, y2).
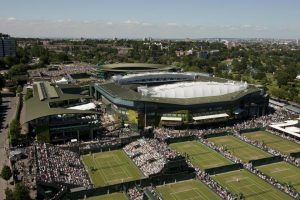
(156, 179, 220, 200)
(170, 140, 233, 170)
(244, 131, 300, 155)
(257, 161, 300, 192)
(212, 169, 292, 200)
(208, 135, 271, 162)
(81, 150, 144, 187)
(85, 192, 128, 200)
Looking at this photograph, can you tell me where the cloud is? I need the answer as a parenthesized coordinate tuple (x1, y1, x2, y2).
(0, 19, 298, 39)
(241, 24, 251, 28)
(167, 22, 178, 26)
(141, 22, 152, 26)
(7, 17, 16, 21)
(124, 20, 140, 24)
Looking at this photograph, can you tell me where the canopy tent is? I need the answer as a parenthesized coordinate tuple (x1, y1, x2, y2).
(161, 117, 182, 121)
(285, 126, 300, 133)
(67, 102, 96, 111)
(269, 120, 300, 139)
(55, 77, 68, 84)
(193, 113, 229, 121)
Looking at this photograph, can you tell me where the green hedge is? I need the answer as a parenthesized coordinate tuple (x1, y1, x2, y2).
(249, 156, 283, 167)
(36, 126, 50, 143)
(165, 135, 197, 144)
(203, 132, 232, 139)
(204, 163, 243, 175)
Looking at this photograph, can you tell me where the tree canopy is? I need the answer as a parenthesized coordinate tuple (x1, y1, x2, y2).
(1, 165, 12, 181)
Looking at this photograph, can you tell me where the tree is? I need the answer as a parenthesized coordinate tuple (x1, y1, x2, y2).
(4, 188, 14, 200)
(0, 74, 6, 89)
(16, 85, 23, 94)
(39, 55, 49, 65)
(9, 119, 21, 146)
(1, 165, 12, 181)
(4, 56, 18, 68)
(8, 64, 27, 78)
(275, 70, 289, 87)
(25, 89, 33, 101)
(13, 182, 31, 200)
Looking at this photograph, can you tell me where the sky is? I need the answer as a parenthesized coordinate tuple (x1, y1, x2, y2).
(0, 0, 300, 39)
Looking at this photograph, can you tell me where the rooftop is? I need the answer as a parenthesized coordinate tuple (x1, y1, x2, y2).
(24, 82, 96, 123)
(98, 63, 178, 72)
(96, 79, 261, 105)
(138, 81, 248, 99)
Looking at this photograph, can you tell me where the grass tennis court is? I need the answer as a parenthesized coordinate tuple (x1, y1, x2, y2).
(208, 135, 271, 162)
(244, 131, 300, 155)
(170, 141, 233, 170)
(257, 161, 300, 192)
(81, 150, 144, 187)
(85, 192, 128, 200)
(212, 169, 292, 200)
(156, 179, 220, 200)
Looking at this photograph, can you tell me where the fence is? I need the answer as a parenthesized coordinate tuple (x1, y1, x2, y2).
(239, 127, 265, 134)
(204, 163, 243, 175)
(249, 156, 283, 167)
(165, 135, 197, 144)
(64, 172, 195, 199)
(203, 132, 232, 139)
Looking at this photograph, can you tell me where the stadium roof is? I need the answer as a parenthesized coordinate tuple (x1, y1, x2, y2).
(98, 63, 178, 72)
(24, 83, 96, 123)
(139, 81, 248, 99)
(96, 80, 261, 105)
(284, 105, 300, 114)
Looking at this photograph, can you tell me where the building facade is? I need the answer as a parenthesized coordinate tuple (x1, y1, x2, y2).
(0, 33, 16, 57)
(91, 76, 269, 130)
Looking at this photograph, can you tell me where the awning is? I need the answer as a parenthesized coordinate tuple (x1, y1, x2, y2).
(269, 124, 300, 139)
(161, 117, 182, 121)
(285, 126, 300, 133)
(67, 102, 96, 110)
(193, 113, 229, 121)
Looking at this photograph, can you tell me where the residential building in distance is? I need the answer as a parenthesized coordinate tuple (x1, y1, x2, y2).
(0, 33, 16, 57)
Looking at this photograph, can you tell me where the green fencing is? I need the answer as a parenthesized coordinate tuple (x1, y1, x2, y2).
(165, 135, 197, 144)
(250, 156, 283, 167)
(203, 132, 232, 139)
(204, 163, 243, 175)
(239, 127, 265, 134)
(64, 172, 195, 200)
(290, 152, 300, 158)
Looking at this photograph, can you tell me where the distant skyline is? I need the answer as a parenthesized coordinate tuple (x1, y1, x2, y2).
(0, 0, 300, 39)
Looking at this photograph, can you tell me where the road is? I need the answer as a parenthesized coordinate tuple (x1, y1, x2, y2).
(0, 92, 16, 199)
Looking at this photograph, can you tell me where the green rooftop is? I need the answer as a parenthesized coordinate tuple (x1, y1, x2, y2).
(98, 63, 177, 72)
(24, 82, 96, 123)
(96, 81, 261, 106)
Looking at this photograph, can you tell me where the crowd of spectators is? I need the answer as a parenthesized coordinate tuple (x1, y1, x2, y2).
(123, 138, 179, 177)
(32, 64, 94, 77)
(196, 136, 299, 199)
(191, 138, 299, 199)
(234, 132, 300, 167)
(244, 163, 299, 199)
(12, 146, 36, 190)
(267, 128, 300, 145)
(35, 142, 92, 188)
(78, 139, 121, 151)
(199, 137, 242, 164)
(154, 110, 294, 141)
(127, 186, 144, 200)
